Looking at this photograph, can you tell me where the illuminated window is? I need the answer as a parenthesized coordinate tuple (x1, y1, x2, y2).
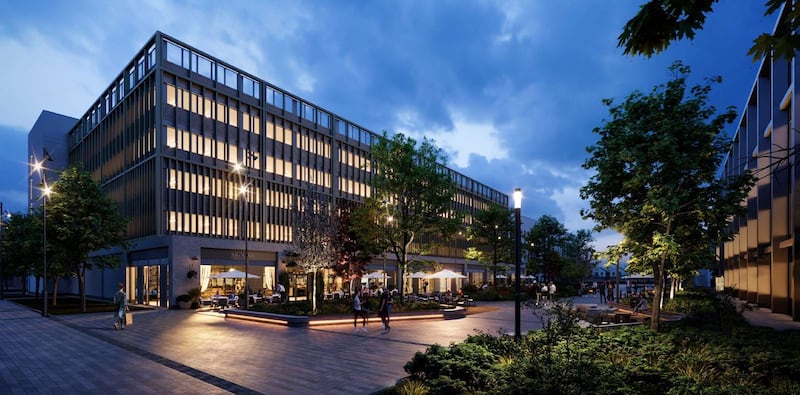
(204, 97, 213, 118)
(166, 84, 176, 107)
(216, 103, 225, 123)
(166, 126, 176, 148)
(243, 112, 250, 131)
(229, 107, 238, 127)
(182, 90, 190, 111)
(168, 169, 177, 188)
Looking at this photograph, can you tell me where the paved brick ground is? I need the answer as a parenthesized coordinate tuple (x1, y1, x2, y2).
(0, 299, 543, 395)
(3, 295, 795, 395)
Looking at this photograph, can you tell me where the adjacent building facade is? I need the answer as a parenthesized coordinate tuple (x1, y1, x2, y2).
(28, 32, 508, 307)
(719, 5, 800, 320)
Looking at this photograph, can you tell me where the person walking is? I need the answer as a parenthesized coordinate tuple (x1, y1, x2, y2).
(541, 283, 549, 305)
(598, 281, 607, 303)
(606, 280, 615, 303)
(113, 282, 127, 330)
(353, 288, 368, 333)
(277, 282, 286, 304)
(548, 282, 557, 302)
(379, 285, 393, 334)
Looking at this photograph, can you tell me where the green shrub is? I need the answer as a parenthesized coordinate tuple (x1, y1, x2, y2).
(399, 290, 800, 394)
(461, 283, 479, 295)
(404, 342, 500, 395)
(473, 287, 498, 301)
(393, 379, 429, 395)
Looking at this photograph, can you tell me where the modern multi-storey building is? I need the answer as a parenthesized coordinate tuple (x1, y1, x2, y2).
(28, 31, 508, 307)
(719, 5, 800, 321)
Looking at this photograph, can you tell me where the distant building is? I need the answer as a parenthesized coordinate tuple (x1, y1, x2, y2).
(27, 32, 507, 307)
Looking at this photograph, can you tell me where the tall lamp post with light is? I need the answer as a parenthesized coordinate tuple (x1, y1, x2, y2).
(513, 188, 522, 341)
(0, 202, 7, 299)
(234, 151, 258, 310)
(33, 158, 53, 317)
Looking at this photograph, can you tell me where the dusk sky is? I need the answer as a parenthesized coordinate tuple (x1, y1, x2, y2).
(0, 1, 777, 250)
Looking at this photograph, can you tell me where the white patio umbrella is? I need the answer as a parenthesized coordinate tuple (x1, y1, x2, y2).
(210, 269, 260, 279)
(426, 269, 466, 294)
(495, 274, 508, 279)
(426, 269, 466, 279)
(405, 271, 429, 278)
(364, 272, 391, 279)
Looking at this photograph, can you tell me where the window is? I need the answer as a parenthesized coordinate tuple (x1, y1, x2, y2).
(193, 53, 213, 79)
(137, 56, 145, 80)
(147, 44, 156, 68)
(165, 40, 184, 66)
(243, 76, 260, 99)
(319, 112, 330, 129)
(302, 102, 315, 122)
(129, 66, 136, 89)
(216, 64, 238, 89)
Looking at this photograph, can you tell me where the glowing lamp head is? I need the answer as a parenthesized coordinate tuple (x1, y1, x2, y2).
(513, 188, 522, 209)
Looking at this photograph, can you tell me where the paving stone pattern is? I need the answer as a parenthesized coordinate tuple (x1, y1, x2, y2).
(0, 300, 542, 395)
(3, 295, 793, 394)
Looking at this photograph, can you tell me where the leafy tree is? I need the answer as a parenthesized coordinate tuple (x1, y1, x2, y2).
(620, 0, 797, 61)
(580, 62, 755, 331)
(525, 215, 570, 283)
(2, 212, 42, 297)
(465, 203, 513, 287)
(560, 229, 596, 285)
(47, 165, 129, 312)
(351, 132, 460, 302)
(287, 186, 338, 314)
(330, 201, 381, 293)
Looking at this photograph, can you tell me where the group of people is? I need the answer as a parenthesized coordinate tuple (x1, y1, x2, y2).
(592, 280, 617, 303)
(533, 281, 557, 306)
(353, 285, 394, 334)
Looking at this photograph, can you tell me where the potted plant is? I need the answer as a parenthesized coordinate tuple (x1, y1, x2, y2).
(176, 294, 192, 309)
(187, 287, 202, 309)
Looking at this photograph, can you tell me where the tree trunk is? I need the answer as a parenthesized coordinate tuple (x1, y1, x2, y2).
(52, 278, 58, 306)
(79, 268, 87, 313)
(311, 269, 318, 314)
(669, 277, 676, 299)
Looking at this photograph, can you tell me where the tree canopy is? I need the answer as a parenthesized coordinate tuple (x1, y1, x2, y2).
(330, 201, 380, 292)
(351, 132, 460, 302)
(465, 203, 513, 285)
(620, 0, 797, 61)
(47, 165, 129, 312)
(580, 61, 755, 330)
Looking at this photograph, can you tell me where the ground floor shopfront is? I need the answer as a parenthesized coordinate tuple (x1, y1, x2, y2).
(28, 234, 494, 308)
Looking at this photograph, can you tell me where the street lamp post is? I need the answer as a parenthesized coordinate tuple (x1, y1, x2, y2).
(33, 158, 53, 317)
(0, 201, 5, 300)
(236, 152, 258, 310)
(42, 185, 50, 316)
(513, 188, 522, 341)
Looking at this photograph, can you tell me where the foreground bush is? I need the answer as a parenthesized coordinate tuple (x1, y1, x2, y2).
(399, 292, 800, 395)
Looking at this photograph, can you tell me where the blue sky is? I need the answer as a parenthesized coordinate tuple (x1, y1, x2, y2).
(0, 1, 776, 250)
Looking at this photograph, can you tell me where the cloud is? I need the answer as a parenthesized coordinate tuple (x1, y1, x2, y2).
(394, 108, 508, 168)
(0, 30, 107, 130)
